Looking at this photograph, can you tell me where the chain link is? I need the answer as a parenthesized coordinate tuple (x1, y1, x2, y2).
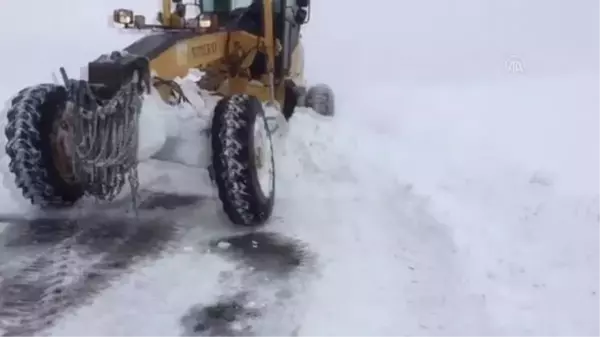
(60, 65, 145, 212)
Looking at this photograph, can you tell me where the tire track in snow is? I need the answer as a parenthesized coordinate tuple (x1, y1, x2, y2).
(0, 192, 202, 336)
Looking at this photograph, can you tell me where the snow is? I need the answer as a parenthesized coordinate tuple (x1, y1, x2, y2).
(137, 91, 170, 162)
(0, 0, 598, 335)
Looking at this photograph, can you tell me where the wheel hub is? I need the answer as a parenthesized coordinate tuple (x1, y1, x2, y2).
(50, 104, 78, 184)
(253, 115, 274, 197)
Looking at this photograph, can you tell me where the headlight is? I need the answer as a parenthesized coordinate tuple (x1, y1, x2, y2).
(199, 14, 212, 28)
(113, 9, 134, 25)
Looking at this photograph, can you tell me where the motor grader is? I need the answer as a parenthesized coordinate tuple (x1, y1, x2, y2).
(2, 0, 334, 226)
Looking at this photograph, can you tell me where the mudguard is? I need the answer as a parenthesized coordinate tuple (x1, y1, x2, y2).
(87, 51, 151, 100)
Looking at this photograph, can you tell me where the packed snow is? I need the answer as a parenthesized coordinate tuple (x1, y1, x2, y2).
(0, 0, 597, 335)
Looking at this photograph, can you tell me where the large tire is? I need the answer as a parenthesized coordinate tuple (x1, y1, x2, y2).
(211, 94, 275, 226)
(4, 84, 84, 207)
(305, 83, 335, 117)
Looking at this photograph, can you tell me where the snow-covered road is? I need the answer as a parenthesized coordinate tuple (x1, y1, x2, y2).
(0, 0, 597, 335)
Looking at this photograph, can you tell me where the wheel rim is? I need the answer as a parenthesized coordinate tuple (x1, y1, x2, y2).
(253, 114, 274, 198)
(50, 102, 78, 184)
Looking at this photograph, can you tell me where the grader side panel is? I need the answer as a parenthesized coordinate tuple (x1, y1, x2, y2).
(119, 30, 278, 79)
(125, 29, 284, 105)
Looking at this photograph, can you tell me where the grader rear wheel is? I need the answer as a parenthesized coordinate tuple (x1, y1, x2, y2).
(4, 84, 83, 207)
(305, 83, 335, 117)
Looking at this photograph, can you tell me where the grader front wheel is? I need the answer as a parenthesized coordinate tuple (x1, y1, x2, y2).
(210, 94, 275, 226)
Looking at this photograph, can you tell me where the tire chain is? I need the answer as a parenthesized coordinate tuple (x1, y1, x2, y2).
(4, 52, 147, 208)
(63, 59, 146, 204)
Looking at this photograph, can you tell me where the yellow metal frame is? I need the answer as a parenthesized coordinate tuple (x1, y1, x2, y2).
(149, 0, 285, 107)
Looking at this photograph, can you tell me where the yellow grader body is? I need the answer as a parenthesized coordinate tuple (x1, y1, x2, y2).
(2, 0, 335, 227)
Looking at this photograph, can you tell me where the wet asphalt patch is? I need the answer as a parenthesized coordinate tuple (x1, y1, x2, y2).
(0, 192, 203, 336)
(138, 192, 202, 211)
(181, 292, 261, 336)
(210, 231, 312, 275)
(181, 232, 315, 336)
